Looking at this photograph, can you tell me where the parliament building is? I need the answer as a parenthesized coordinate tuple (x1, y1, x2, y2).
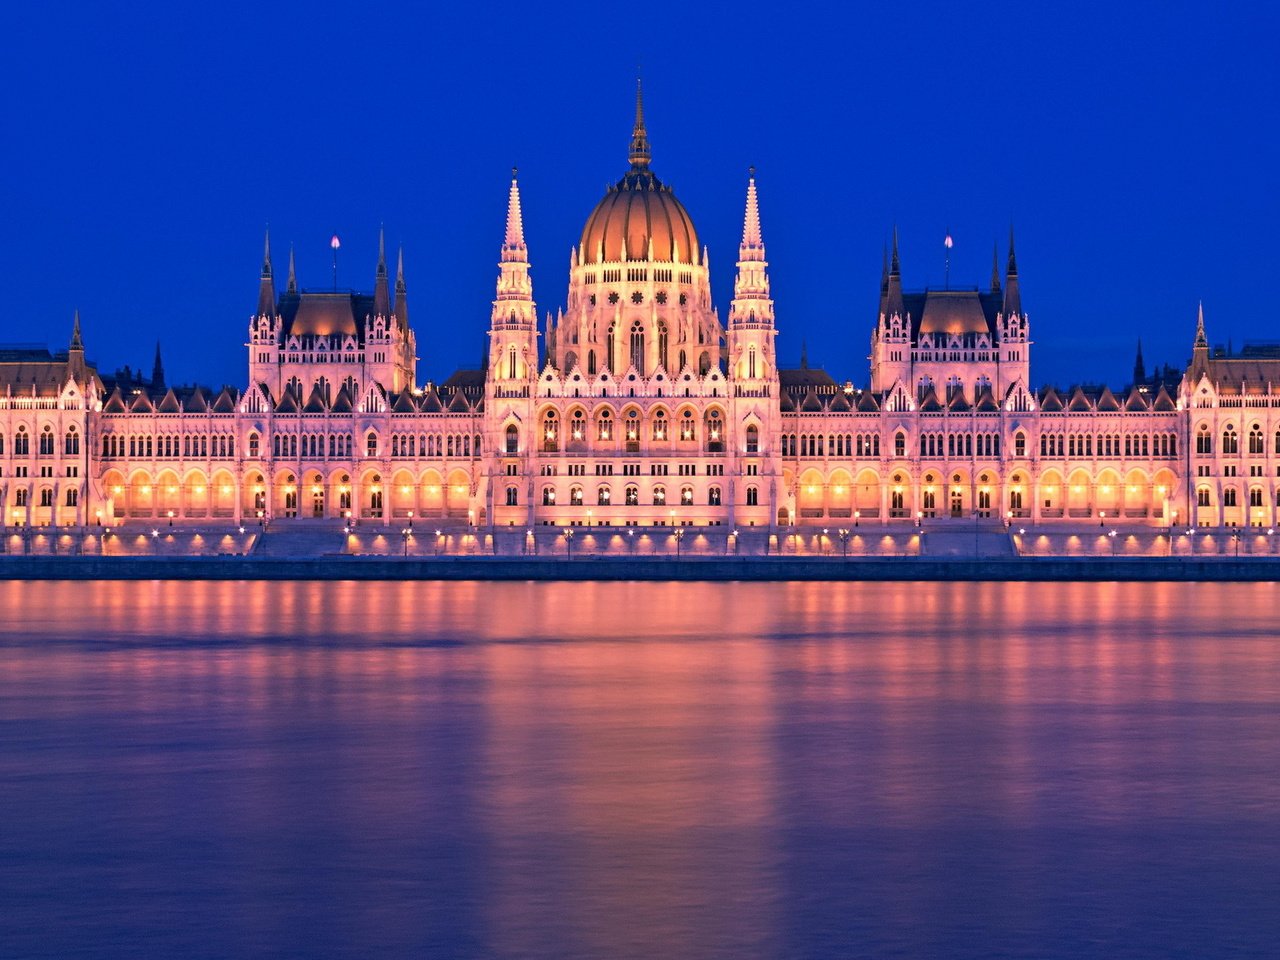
(2, 88, 1277, 534)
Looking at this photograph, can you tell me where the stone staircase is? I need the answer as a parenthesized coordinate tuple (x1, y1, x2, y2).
(251, 520, 349, 558)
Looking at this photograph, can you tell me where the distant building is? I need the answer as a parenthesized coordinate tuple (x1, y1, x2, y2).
(1, 86, 1274, 530)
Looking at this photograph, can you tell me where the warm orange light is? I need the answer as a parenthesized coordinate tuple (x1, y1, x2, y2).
(142, 485, 151, 494)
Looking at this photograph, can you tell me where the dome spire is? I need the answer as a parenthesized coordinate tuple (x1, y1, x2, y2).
(741, 165, 763, 253)
(629, 76, 651, 169)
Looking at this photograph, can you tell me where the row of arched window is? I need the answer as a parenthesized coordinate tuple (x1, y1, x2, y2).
(1041, 433, 1178, 459)
(0, 426, 78, 457)
(390, 433, 482, 458)
(101, 433, 233, 459)
(539, 408, 725, 452)
(532, 483, 742, 507)
(1197, 486, 1280, 508)
(1196, 425, 1280, 456)
(8, 487, 78, 508)
(919, 433, 1002, 458)
(782, 433, 881, 458)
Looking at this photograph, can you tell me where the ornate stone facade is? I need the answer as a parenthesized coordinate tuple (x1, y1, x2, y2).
(3, 91, 1277, 533)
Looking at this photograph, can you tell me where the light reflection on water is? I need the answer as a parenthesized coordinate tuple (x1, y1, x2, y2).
(1, 580, 1278, 959)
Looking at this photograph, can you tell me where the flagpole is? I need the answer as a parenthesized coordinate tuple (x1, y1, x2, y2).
(944, 230, 953, 290)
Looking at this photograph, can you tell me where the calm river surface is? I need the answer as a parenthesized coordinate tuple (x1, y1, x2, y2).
(1, 580, 1278, 959)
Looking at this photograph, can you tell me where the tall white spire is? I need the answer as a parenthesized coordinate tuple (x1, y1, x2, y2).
(732, 168, 770, 305)
(503, 166, 527, 261)
(740, 166, 763, 256)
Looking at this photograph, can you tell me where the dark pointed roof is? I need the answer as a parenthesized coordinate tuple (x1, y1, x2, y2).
(212, 387, 238, 412)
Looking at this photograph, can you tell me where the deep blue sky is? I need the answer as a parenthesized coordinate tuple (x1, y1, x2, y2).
(4, 1, 1277, 392)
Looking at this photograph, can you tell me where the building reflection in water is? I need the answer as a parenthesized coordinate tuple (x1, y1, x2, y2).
(1, 580, 1278, 958)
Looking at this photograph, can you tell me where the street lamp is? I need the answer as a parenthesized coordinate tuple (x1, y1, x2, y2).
(854, 509, 860, 528)
(401, 527, 411, 557)
(838, 527, 851, 558)
(731, 528, 739, 556)
(167, 509, 174, 527)
(1108, 529, 1117, 555)
(563, 526, 575, 560)
(673, 526, 684, 559)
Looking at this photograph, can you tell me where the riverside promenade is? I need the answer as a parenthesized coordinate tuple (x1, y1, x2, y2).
(0, 521, 1278, 581)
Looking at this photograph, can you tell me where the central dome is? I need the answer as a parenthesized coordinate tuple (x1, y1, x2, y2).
(579, 84, 699, 266)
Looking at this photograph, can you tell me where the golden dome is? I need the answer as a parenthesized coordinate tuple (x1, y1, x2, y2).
(579, 80, 699, 266)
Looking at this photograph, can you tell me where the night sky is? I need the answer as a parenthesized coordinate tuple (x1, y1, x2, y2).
(3, 2, 1276, 392)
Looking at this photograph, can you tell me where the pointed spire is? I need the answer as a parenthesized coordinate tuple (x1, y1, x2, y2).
(70, 309, 83, 351)
(890, 226, 901, 276)
(286, 244, 297, 294)
(884, 227, 905, 320)
(1003, 225, 1022, 317)
(503, 167, 527, 258)
(991, 242, 1001, 293)
(1194, 300, 1207, 348)
(628, 76, 651, 169)
(394, 245, 409, 327)
(741, 166, 762, 249)
(800, 340, 809, 369)
(152, 341, 166, 393)
(1133, 338, 1146, 384)
(257, 225, 275, 317)
(373, 224, 392, 318)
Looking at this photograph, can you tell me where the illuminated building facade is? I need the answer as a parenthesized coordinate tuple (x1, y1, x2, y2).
(2, 87, 1277, 533)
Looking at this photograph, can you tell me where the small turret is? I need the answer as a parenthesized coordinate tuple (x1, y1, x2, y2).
(152, 341, 166, 393)
(883, 227, 905, 320)
(1133, 338, 1146, 384)
(286, 244, 297, 295)
(68, 310, 85, 378)
(393, 246, 409, 328)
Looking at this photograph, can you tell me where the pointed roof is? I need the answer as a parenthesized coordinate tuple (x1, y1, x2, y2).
(1124, 387, 1150, 411)
(800, 390, 824, 412)
(629, 76, 651, 169)
(420, 386, 444, 412)
(974, 386, 1000, 411)
(1096, 386, 1121, 411)
(211, 387, 238, 412)
(856, 390, 881, 412)
(103, 385, 128, 412)
(274, 389, 299, 413)
(70, 310, 84, 351)
(303, 383, 328, 413)
(330, 384, 354, 413)
(1067, 387, 1093, 411)
(157, 388, 182, 413)
(447, 390, 470, 412)
(884, 227, 905, 319)
(184, 386, 208, 412)
(1039, 386, 1064, 411)
(828, 391, 852, 412)
(918, 385, 943, 411)
(1194, 300, 1207, 348)
(152, 341, 165, 392)
(947, 389, 970, 412)
(392, 390, 417, 413)
(779, 391, 796, 412)
(130, 390, 155, 412)
(1152, 386, 1177, 411)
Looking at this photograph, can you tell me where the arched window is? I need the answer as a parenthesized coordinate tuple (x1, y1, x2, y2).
(658, 321, 669, 372)
(1249, 425, 1264, 454)
(705, 410, 722, 450)
(708, 485, 722, 506)
(597, 485, 611, 506)
(746, 425, 759, 455)
(248, 432, 259, 458)
(597, 409, 613, 441)
(366, 432, 378, 458)
(39, 427, 54, 456)
(630, 320, 645, 372)
(570, 410, 586, 442)
(542, 486, 556, 506)
(64, 427, 80, 456)
(40, 488, 53, 507)
(1014, 432, 1025, 458)
(505, 424, 519, 454)
(680, 410, 696, 442)
(746, 486, 758, 506)
(680, 485, 694, 505)
(570, 485, 584, 506)
(65, 488, 78, 507)
(1249, 487, 1264, 507)
(15, 427, 29, 456)
(505, 486, 519, 506)
(625, 486, 639, 506)
(653, 485, 666, 506)
(894, 432, 906, 458)
(1223, 487, 1238, 507)
(542, 411, 559, 452)
(15, 489, 27, 507)
(652, 410, 667, 441)
(1196, 424, 1212, 454)
(1222, 426, 1238, 455)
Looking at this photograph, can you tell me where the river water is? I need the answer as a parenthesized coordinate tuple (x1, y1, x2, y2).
(1, 580, 1278, 959)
